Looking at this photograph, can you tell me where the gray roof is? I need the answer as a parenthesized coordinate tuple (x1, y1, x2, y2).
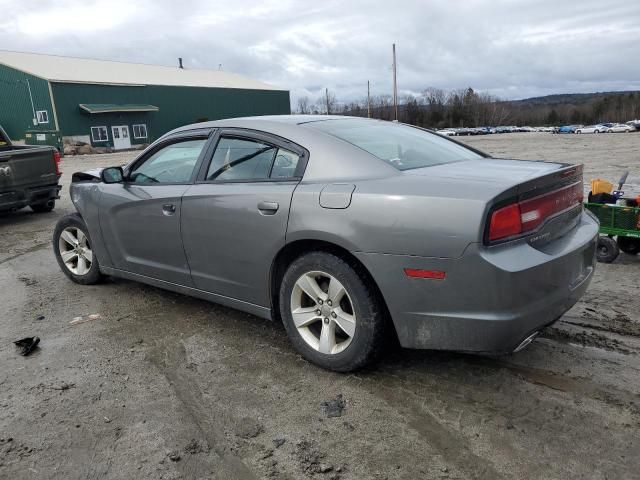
(0, 50, 286, 91)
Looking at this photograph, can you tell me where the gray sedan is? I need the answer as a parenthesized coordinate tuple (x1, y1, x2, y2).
(54, 116, 598, 371)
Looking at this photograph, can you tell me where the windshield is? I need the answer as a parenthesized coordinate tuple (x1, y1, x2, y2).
(306, 119, 483, 170)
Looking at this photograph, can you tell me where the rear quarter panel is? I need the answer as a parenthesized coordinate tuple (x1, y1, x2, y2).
(287, 176, 489, 258)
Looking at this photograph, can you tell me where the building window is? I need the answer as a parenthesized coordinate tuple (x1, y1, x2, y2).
(36, 110, 49, 124)
(91, 126, 108, 142)
(133, 124, 148, 139)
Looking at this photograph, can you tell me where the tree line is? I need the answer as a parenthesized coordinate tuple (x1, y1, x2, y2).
(295, 88, 640, 128)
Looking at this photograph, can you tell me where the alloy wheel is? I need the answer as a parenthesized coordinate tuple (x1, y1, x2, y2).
(290, 271, 356, 355)
(58, 227, 93, 275)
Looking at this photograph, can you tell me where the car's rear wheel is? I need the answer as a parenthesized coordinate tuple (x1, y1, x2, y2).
(53, 213, 104, 284)
(617, 236, 640, 255)
(279, 251, 386, 372)
(596, 236, 620, 263)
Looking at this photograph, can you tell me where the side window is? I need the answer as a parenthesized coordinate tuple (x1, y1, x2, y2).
(36, 110, 49, 124)
(271, 148, 301, 179)
(130, 139, 206, 184)
(207, 137, 277, 181)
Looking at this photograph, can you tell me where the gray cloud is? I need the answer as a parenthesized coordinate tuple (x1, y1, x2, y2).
(1, 0, 639, 107)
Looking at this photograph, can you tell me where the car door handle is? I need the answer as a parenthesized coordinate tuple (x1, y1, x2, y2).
(162, 203, 176, 216)
(257, 201, 279, 215)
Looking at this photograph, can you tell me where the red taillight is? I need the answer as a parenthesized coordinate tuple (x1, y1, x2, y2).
(489, 203, 522, 241)
(488, 181, 583, 242)
(519, 182, 583, 231)
(53, 150, 61, 176)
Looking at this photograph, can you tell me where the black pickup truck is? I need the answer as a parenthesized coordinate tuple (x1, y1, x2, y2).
(0, 125, 61, 213)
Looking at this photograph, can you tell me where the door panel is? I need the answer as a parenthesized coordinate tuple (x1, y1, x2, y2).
(181, 182, 298, 306)
(99, 183, 193, 285)
(97, 135, 210, 285)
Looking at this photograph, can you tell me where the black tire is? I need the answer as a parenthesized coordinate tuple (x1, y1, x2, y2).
(596, 236, 620, 263)
(30, 200, 55, 213)
(53, 213, 104, 284)
(279, 251, 387, 372)
(617, 236, 640, 255)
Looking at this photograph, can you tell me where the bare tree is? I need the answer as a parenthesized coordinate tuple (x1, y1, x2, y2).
(325, 90, 337, 115)
(297, 96, 311, 114)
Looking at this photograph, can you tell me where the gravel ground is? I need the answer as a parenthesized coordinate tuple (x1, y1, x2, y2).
(1, 132, 639, 479)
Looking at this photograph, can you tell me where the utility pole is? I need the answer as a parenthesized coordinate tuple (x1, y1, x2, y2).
(392, 43, 398, 121)
(367, 80, 371, 118)
(325, 88, 330, 115)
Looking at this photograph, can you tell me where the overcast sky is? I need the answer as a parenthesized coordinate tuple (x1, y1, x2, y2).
(1, 0, 639, 107)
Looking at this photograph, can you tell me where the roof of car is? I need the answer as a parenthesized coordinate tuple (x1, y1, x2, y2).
(165, 115, 400, 182)
(168, 115, 383, 136)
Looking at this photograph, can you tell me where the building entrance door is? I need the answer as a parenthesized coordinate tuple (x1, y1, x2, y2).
(112, 126, 131, 150)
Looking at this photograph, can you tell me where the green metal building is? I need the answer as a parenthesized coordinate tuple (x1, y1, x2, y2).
(0, 50, 290, 149)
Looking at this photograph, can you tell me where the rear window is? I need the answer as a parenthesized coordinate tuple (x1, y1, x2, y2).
(306, 119, 483, 170)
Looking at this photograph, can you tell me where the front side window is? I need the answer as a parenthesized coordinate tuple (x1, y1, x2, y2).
(306, 119, 483, 170)
(133, 124, 148, 139)
(130, 139, 206, 184)
(36, 110, 49, 124)
(91, 126, 108, 142)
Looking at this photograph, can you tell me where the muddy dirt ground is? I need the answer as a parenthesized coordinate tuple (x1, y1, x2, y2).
(1, 132, 639, 479)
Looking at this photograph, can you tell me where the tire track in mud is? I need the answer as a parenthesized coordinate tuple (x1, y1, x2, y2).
(358, 372, 505, 480)
(541, 325, 638, 356)
(147, 339, 258, 480)
(475, 359, 640, 416)
(0, 241, 50, 265)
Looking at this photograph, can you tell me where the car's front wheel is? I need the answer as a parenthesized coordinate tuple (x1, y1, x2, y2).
(279, 251, 386, 372)
(53, 213, 104, 284)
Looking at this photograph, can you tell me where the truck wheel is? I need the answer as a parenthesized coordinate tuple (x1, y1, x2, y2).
(30, 200, 55, 213)
(279, 251, 387, 372)
(53, 213, 104, 284)
(617, 237, 640, 255)
(596, 236, 620, 263)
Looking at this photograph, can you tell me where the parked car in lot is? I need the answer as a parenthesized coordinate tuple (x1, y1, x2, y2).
(626, 120, 640, 131)
(606, 123, 635, 133)
(0, 125, 61, 213)
(436, 129, 457, 136)
(575, 125, 608, 134)
(555, 125, 580, 134)
(53, 116, 598, 371)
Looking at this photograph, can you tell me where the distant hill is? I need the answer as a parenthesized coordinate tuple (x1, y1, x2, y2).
(510, 91, 640, 107)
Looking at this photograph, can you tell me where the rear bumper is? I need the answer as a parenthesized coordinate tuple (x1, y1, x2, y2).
(0, 183, 61, 211)
(355, 211, 598, 353)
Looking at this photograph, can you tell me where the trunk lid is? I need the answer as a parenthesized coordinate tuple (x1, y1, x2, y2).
(404, 158, 584, 248)
(0, 146, 58, 192)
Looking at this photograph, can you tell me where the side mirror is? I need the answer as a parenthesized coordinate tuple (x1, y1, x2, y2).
(101, 166, 124, 184)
